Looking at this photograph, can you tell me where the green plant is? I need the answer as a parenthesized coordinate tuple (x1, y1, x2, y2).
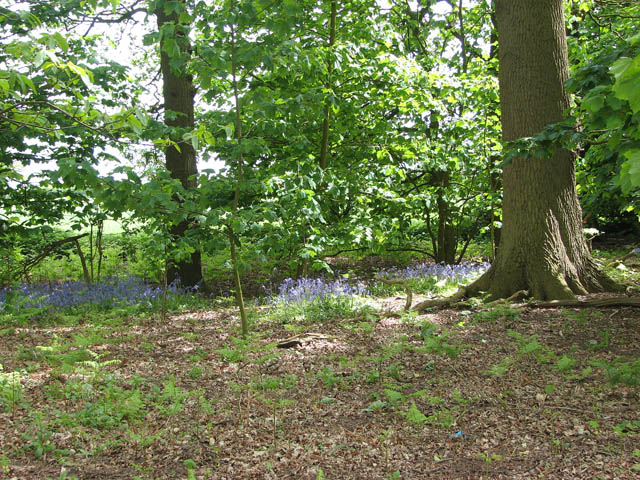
(189, 365, 203, 379)
(364, 399, 388, 413)
(406, 402, 428, 425)
(252, 375, 298, 392)
(0, 364, 27, 414)
(555, 355, 577, 372)
(487, 356, 514, 377)
(77, 384, 145, 429)
(476, 451, 502, 479)
(128, 428, 167, 447)
(417, 322, 464, 358)
(614, 420, 640, 437)
(473, 306, 519, 323)
(317, 367, 344, 389)
(215, 336, 269, 364)
(22, 412, 56, 459)
(155, 376, 190, 416)
(0, 454, 10, 476)
(588, 330, 611, 350)
(365, 368, 382, 384)
(183, 459, 197, 480)
(46, 472, 79, 480)
(632, 449, 640, 472)
(384, 389, 406, 407)
(592, 357, 640, 386)
(561, 309, 590, 326)
(271, 290, 373, 324)
(426, 408, 455, 429)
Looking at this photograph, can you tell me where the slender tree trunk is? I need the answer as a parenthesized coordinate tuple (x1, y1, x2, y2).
(229, 11, 249, 338)
(472, 0, 619, 300)
(156, 0, 202, 287)
(319, 0, 337, 170)
(75, 239, 91, 283)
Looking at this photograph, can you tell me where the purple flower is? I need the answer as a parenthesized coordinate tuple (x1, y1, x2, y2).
(0, 276, 187, 313)
(379, 261, 490, 283)
(268, 277, 368, 305)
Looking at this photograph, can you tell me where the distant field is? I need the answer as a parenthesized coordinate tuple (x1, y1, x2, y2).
(55, 217, 126, 235)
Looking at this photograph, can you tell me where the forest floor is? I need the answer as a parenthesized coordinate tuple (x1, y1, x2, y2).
(1, 287, 640, 479)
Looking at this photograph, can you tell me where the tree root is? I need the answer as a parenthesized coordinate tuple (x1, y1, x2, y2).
(605, 247, 640, 268)
(375, 276, 413, 310)
(405, 282, 640, 313)
(412, 286, 470, 311)
(522, 296, 640, 309)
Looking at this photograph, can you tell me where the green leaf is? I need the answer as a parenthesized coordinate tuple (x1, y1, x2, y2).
(555, 355, 577, 372)
(611, 55, 640, 113)
(406, 402, 427, 425)
(52, 32, 69, 52)
(384, 389, 405, 406)
(581, 93, 605, 113)
(618, 149, 640, 193)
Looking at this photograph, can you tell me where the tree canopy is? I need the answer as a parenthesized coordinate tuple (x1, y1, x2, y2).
(1, 0, 638, 297)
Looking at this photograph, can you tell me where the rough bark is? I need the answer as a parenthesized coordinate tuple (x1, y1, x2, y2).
(157, 0, 202, 287)
(472, 0, 620, 301)
(434, 170, 455, 264)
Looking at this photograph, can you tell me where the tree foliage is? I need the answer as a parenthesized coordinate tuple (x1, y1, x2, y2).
(0, 0, 637, 294)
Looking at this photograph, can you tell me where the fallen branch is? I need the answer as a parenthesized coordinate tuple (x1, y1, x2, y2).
(605, 247, 640, 268)
(276, 333, 331, 349)
(20, 233, 89, 279)
(375, 276, 413, 310)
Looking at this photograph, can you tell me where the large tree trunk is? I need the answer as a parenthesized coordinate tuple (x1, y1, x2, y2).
(157, 0, 202, 287)
(472, 0, 618, 300)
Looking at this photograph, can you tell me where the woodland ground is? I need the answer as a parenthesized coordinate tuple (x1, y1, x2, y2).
(0, 258, 639, 479)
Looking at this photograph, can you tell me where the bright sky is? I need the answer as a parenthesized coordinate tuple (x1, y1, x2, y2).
(14, 0, 461, 181)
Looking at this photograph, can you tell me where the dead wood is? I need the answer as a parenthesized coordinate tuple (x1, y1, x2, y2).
(19, 233, 89, 280)
(276, 332, 331, 349)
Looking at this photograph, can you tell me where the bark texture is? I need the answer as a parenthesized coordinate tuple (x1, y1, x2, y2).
(157, 0, 202, 287)
(474, 0, 618, 300)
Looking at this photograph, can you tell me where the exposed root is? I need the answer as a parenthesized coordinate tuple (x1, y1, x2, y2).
(604, 248, 640, 272)
(485, 290, 530, 307)
(376, 276, 413, 310)
(522, 296, 640, 309)
(412, 286, 470, 311)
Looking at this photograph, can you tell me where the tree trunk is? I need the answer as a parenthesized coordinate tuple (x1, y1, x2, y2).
(473, 0, 618, 300)
(434, 170, 455, 264)
(156, 0, 202, 287)
(319, 0, 336, 170)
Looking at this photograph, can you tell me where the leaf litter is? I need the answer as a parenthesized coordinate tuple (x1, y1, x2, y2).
(0, 299, 639, 479)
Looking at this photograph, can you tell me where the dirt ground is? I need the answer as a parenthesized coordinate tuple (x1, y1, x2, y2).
(0, 295, 639, 479)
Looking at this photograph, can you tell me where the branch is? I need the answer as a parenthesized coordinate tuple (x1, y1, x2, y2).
(19, 233, 89, 278)
(376, 275, 413, 310)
